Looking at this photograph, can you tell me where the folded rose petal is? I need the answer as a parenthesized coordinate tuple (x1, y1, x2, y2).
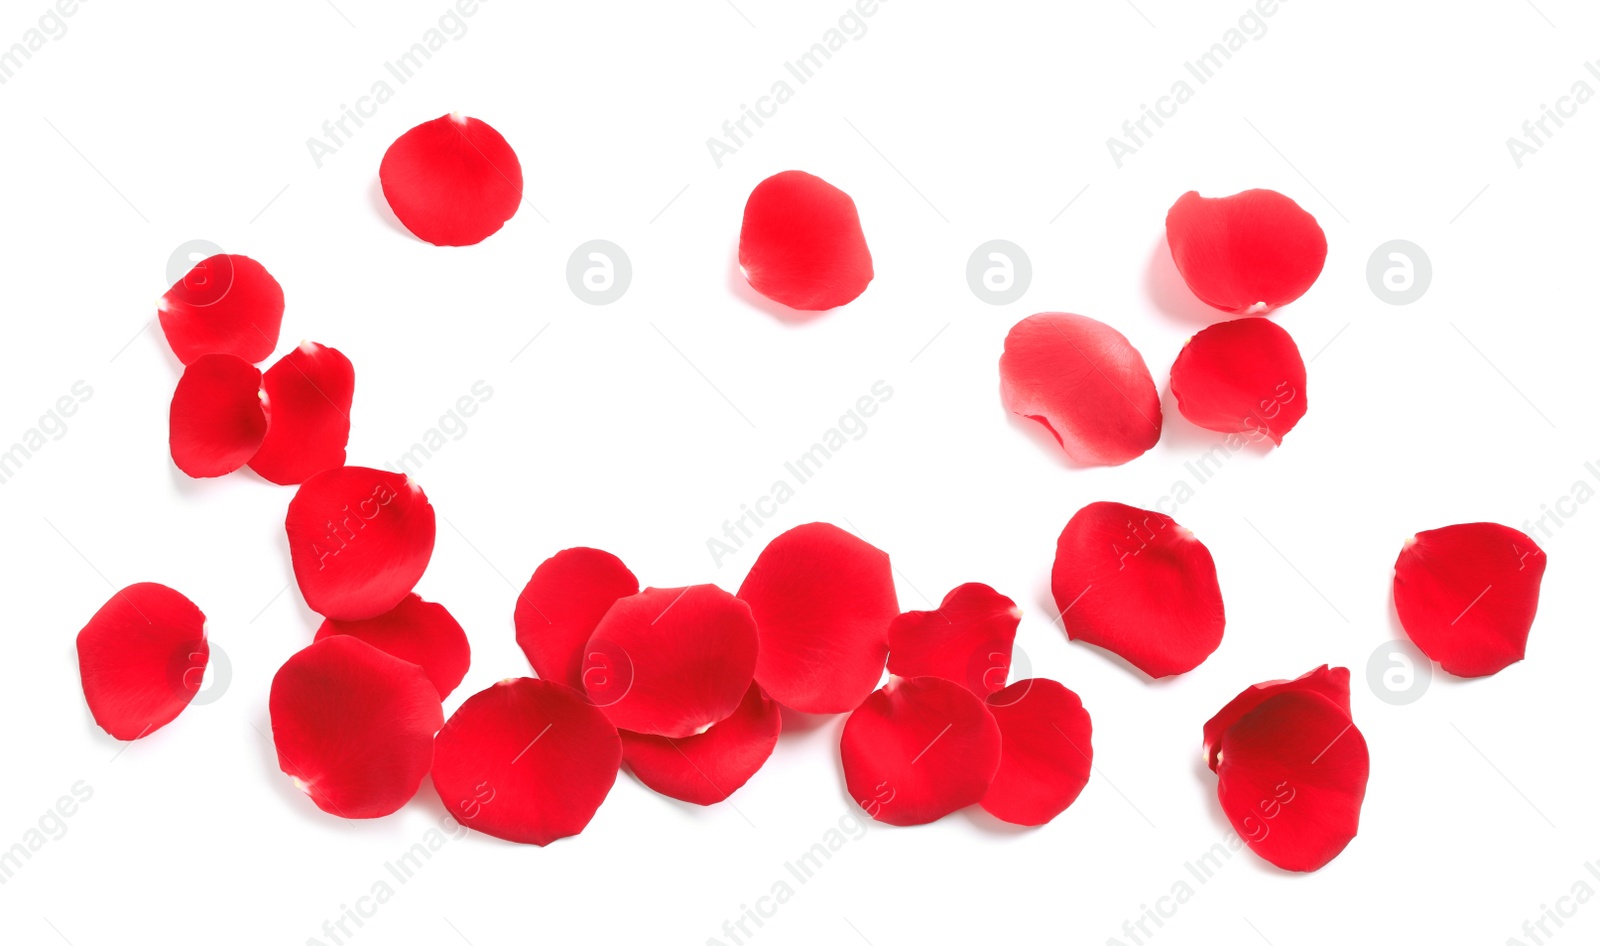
(1214, 689, 1369, 872)
(738, 170, 874, 311)
(269, 636, 443, 819)
(515, 548, 639, 690)
(841, 676, 1001, 826)
(1050, 502, 1224, 678)
(981, 679, 1093, 826)
(1393, 522, 1546, 677)
(285, 466, 436, 621)
(1165, 189, 1327, 313)
(314, 593, 470, 699)
(248, 341, 354, 485)
(584, 585, 759, 739)
(621, 682, 781, 805)
(168, 353, 269, 478)
(1202, 665, 1349, 772)
(887, 583, 1020, 697)
(739, 522, 898, 715)
(1170, 318, 1307, 445)
(432, 678, 622, 845)
(158, 254, 285, 365)
(999, 313, 1162, 466)
(76, 583, 208, 741)
(380, 114, 522, 246)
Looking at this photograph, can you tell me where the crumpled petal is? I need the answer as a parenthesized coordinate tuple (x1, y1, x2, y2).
(157, 254, 285, 365)
(515, 547, 639, 690)
(1170, 318, 1307, 445)
(621, 682, 781, 805)
(248, 341, 354, 485)
(1165, 189, 1327, 313)
(380, 114, 522, 246)
(981, 679, 1093, 826)
(739, 170, 874, 311)
(168, 353, 268, 478)
(285, 466, 436, 621)
(886, 583, 1020, 696)
(76, 583, 208, 740)
(1202, 665, 1350, 772)
(314, 593, 471, 699)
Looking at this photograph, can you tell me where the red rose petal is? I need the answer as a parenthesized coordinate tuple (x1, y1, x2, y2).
(168, 353, 268, 478)
(886, 583, 1021, 697)
(432, 678, 622, 845)
(515, 548, 639, 690)
(1165, 189, 1328, 314)
(840, 676, 1001, 826)
(1170, 318, 1307, 445)
(1050, 501, 1224, 678)
(738, 170, 874, 311)
(269, 636, 443, 819)
(314, 593, 470, 699)
(1393, 522, 1547, 677)
(285, 466, 436, 621)
(1215, 689, 1369, 872)
(620, 682, 781, 805)
(379, 114, 522, 246)
(75, 583, 208, 741)
(584, 585, 759, 739)
(739, 522, 899, 715)
(981, 679, 1093, 826)
(1202, 665, 1350, 772)
(247, 341, 354, 485)
(158, 254, 285, 365)
(999, 312, 1162, 466)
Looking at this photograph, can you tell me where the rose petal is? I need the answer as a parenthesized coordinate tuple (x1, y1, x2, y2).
(1050, 501, 1224, 678)
(314, 593, 470, 699)
(886, 583, 1021, 696)
(432, 678, 622, 845)
(157, 254, 285, 365)
(738, 170, 873, 311)
(739, 522, 898, 715)
(1170, 318, 1307, 445)
(379, 114, 522, 246)
(981, 679, 1093, 826)
(247, 341, 354, 485)
(268, 636, 443, 819)
(621, 682, 781, 805)
(1165, 189, 1327, 313)
(285, 466, 436, 621)
(76, 583, 208, 740)
(1393, 522, 1546, 677)
(1202, 665, 1350, 772)
(515, 548, 639, 690)
(168, 353, 268, 478)
(999, 313, 1162, 466)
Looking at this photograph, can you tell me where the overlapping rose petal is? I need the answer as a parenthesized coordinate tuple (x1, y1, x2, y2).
(515, 547, 639, 690)
(248, 341, 354, 485)
(982, 679, 1093, 826)
(1170, 318, 1307, 444)
(315, 593, 471, 699)
(1165, 189, 1327, 313)
(380, 114, 522, 246)
(1394, 522, 1546, 677)
(1202, 665, 1349, 772)
(76, 583, 208, 741)
(739, 170, 874, 311)
(621, 682, 781, 805)
(887, 583, 1020, 697)
(285, 466, 436, 621)
(158, 254, 284, 365)
(168, 353, 269, 478)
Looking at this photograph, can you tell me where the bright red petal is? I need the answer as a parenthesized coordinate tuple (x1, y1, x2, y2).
(432, 678, 622, 845)
(76, 583, 208, 740)
(1170, 318, 1307, 445)
(739, 522, 898, 715)
(887, 583, 1021, 696)
(515, 548, 639, 690)
(840, 676, 1001, 826)
(380, 114, 522, 246)
(248, 341, 354, 485)
(981, 679, 1093, 826)
(157, 254, 284, 365)
(1165, 189, 1327, 313)
(999, 313, 1162, 466)
(621, 682, 781, 805)
(1393, 523, 1546, 677)
(1050, 502, 1224, 677)
(168, 353, 268, 478)
(314, 593, 470, 699)
(285, 466, 436, 621)
(738, 170, 873, 311)
(1202, 665, 1349, 772)
(268, 636, 443, 819)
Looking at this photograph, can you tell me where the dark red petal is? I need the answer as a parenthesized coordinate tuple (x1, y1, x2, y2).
(75, 583, 207, 741)
(1216, 690, 1369, 872)
(268, 636, 443, 819)
(285, 466, 436, 621)
(840, 676, 1001, 826)
(981, 679, 1093, 826)
(157, 254, 284, 365)
(886, 583, 1021, 696)
(738, 170, 873, 311)
(739, 522, 898, 715)
(1202, 665, 1349, 773)
(432, 678, 622, 845)
(1170, 318, 1307, 445)
(379, 114, 522, 246)
(168, 353, 268, 478)
(999, 313, 1162, 466)
(247, 341, 354, 485)
(515, 548, 639, 690)
(620, 682, 781, 805)
(314, 593, 470, 699)
(1394, 523, 1547, 677)
(584, 585, 759, 739)
(1165, 189, 1328, 314)
(1050, 501, 1224, 678)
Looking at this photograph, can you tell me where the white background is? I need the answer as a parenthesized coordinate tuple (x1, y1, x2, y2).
(1, 1, 1596, 943)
